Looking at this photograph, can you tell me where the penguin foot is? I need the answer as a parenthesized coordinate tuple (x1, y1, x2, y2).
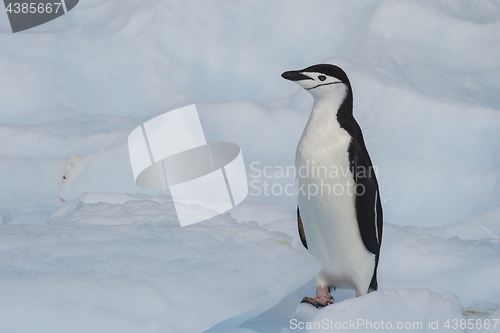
(300, 295, 334, 308)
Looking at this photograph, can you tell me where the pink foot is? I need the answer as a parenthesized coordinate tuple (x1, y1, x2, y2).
(301, 295, 334, 308)
(301, 285, 334, 308)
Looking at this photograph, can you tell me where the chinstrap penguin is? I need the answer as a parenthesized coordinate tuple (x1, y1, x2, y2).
(281, 64, 383, 307)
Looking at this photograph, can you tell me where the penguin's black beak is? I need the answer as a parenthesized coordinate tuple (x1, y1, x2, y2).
(281, 70, 313, 81)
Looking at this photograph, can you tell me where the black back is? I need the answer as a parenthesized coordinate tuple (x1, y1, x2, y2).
(335, 70, 382, 292)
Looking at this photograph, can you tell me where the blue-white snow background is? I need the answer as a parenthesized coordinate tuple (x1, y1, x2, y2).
(1, 0, 500, 332)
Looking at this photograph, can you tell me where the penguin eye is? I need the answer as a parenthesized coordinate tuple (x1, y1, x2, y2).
(318, 75, 326, 81)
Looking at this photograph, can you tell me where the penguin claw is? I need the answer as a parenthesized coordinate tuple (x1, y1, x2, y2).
(301, 296, 334, 308)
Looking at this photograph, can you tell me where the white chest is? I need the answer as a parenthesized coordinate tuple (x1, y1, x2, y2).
(296, 102, 352, 176)
(295, 100, 375, 293)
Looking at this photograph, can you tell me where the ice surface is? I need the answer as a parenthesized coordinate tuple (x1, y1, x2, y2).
(237, 217, 500, 332)
(228, 201, 296, 226)
(0, 0, 499, 229)
(0, 193, 321, 333)
(1, 0, 500, 331)
(379, 224, 500, 309)
(307, 289, 463, 333)
(467, 309, 500, 333)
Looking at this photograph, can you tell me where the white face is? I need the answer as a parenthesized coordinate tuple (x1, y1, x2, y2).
(295, 72, 346, 100)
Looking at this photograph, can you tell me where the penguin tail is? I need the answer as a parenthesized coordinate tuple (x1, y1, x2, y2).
(368, 268, 378, 293)
(368, 278, 377, 293)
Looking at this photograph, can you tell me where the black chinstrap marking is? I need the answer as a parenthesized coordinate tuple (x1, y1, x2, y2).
(305, 81, 341, 90)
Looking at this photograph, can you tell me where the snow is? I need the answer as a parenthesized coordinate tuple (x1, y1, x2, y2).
(0, 193, 321, 333)
(379, 224, 500, 309)
(0, 0, 499, 332)
(468, 310, 500, 333)
(307, 289, 463, 333)
(236, 219, 500, 332)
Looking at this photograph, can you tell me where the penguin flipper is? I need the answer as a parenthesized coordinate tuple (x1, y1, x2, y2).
(350, 145, 383, 256)
(297, 207, 308, 249)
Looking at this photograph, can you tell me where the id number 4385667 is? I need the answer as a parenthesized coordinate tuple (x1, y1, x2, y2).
(444, 318, 499, 330)
(5, 2, 62, 14)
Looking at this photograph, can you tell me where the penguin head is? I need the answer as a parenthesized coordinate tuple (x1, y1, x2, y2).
(281, 64, 351, 101)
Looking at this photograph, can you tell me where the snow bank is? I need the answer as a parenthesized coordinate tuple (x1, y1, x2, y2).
(259, 217, 500, 310)
(379, 224, 500, 308)
(239, 217, 500, 330)
(403, 206, 500, 241)
(1, 0, 500, 331)
(1, 0, 499, 230)
(0, 193, 321, 333)
(307, 289, 463, 333)
(228, 201, 296, 226)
